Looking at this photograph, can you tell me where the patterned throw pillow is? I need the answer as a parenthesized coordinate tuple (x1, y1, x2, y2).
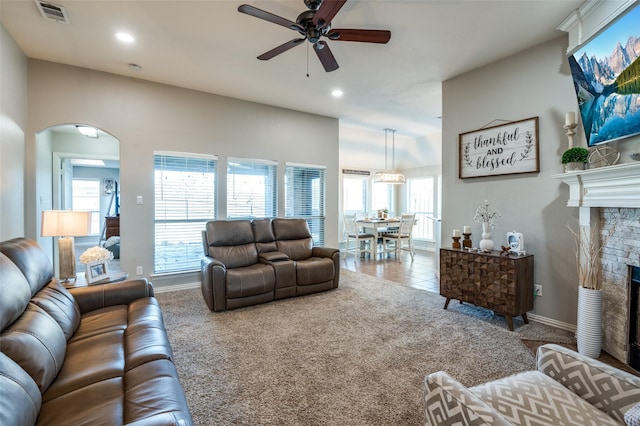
(626, 402, 640, 426)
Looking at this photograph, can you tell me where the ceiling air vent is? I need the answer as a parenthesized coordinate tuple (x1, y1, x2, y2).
(35, 0, 70, 24)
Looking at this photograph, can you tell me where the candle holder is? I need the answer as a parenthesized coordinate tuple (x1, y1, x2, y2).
(462, 233, 472, 248)
(452, 236, 461, 249)
(564, 123, 578, 149)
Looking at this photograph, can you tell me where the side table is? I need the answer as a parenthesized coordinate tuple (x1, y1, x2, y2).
(63, 271, 129, 289)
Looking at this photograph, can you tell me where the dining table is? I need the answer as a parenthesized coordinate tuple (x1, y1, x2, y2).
(355, 218, 401, 259)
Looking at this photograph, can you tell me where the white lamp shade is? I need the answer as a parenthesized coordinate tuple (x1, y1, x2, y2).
(41, 210, 92, 237)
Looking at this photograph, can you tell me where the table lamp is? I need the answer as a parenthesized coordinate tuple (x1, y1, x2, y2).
(41, 210, 92, 281)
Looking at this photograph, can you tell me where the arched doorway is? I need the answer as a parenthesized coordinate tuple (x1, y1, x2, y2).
(36, 123, 120, 276)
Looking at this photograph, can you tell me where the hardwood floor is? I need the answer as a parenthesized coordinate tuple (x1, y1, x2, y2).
(341, 248, 640, 376)
(340, 247, 440, 293)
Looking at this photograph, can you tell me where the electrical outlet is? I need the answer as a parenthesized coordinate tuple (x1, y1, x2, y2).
(534, 284, 542, 297)
(136, 266, 143, 275)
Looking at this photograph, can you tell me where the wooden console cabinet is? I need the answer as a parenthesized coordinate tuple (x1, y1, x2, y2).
(439, 248, 534, 331)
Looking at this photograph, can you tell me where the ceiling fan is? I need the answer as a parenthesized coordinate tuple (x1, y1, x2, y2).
(238, 0, 391, 72)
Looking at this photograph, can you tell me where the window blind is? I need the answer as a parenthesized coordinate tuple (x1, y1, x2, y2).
(284, 163, 326, 246)
(227, 158, 277, 219)
(154, 152, 217, 274)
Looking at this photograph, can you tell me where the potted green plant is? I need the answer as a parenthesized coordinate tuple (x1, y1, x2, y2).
(561, 147, 589, 172)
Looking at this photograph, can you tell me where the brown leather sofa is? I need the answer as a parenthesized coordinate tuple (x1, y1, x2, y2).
(201, 218, 340, 312)
(0, 237, 193, 426)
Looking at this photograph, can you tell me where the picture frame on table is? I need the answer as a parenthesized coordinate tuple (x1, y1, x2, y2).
(459, 117, 539, 179)
(85, 260, 109, 284)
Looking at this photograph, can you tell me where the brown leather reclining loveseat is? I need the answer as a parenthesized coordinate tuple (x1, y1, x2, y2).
(0, 237, 193, 426)
(200, 218, 340, 312)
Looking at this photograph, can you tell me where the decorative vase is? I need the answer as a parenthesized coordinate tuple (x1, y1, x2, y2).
(479, 222, 494, 251)
(576, 286, 603, 358)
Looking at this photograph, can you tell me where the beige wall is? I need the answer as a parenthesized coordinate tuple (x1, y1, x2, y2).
(442, 36, 582, 327)
(25, 60, 339, 286)
(0, 25, 28, 240)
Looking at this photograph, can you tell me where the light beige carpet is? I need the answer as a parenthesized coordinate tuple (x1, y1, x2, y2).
(155, 269, 574, 425)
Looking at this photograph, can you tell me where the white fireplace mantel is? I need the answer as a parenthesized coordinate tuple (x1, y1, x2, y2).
(552, 162, 640, 209)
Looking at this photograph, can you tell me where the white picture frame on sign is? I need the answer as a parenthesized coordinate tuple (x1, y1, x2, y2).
(459, 117, 540, 179)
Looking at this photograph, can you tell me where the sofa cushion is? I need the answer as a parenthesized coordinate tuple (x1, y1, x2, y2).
(0, 253, 32, 331)
(625, 402, 640, 426)
(124, 358, 192, 424)
(209, 243, 258, 269)
(0, 237, 54, 296)
(30, 280, 80, 341)
(273, 219, 314, 260)
(471, 370, 621, 426)
(1, 304, 67, 393)
(252, 218, 278, 253)
(39, 377, 124, 425)
(295, 257, 335, 286)
(277, 238, 313, 261)
(125, 298, 173, 371)
(226, 263, 275, 298)
(0, 352, 42, 426)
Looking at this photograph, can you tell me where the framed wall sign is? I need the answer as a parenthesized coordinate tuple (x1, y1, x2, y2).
(459, 117, 539, 179)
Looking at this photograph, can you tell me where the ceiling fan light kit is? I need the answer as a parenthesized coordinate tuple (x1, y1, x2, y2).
(238, 0, 391, 72)
(374, 128, 405, 184)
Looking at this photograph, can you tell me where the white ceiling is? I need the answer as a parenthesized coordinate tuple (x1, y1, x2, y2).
(1, 0, 582, 168)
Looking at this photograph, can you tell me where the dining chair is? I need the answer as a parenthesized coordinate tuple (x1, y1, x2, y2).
(343, 214, 376, 260)
(383, 213, 416, 261)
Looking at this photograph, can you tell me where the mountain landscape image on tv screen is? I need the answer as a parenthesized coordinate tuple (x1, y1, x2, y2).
(568, 4, 640, 146)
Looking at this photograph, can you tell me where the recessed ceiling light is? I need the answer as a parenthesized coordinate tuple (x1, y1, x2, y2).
(128, 63, 142, 72)
(331, 89, 343, 98)
(116, 32, 135, 43)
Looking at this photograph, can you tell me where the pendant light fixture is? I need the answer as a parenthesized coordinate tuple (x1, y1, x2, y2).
(374, 128, 405, 184)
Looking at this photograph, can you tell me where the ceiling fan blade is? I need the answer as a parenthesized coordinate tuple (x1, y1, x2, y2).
(313, 41, 339, 72)
(238, 4, 298, 30)
(327, 29, 391, 44)
(313, 0, 347, 28)
(257, 38, 305, 60)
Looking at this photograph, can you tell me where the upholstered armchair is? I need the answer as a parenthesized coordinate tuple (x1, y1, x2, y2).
(201, 220, 275, 312)
(272, 218, 340, 296)
(424, 343, 640, 425)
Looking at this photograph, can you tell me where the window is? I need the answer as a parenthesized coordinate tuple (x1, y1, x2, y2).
(372, 182, 393, 214)
(343, 176, 367, 215)
(407, 177, 435, 240)
(227, 158, 277, 219)
(72, 179, 100, 235)
(154, 152, 217, 274)
(285, 163, 326, 245)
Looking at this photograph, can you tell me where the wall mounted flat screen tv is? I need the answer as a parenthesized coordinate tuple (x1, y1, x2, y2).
(568, 3, 640, 146)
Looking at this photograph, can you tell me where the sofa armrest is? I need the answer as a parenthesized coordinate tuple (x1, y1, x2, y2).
(259, 251, 289, 262)
(312, 246, 338, 259)
(424, 371, 512, 426)
(537, 343, 640, 422)
(312, 247, 340, 288)
(200, 256, 227, 312)
(69, 278, 154, 313)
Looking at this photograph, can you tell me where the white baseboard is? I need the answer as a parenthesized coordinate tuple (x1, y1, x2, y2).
(528, 313, 576, 333)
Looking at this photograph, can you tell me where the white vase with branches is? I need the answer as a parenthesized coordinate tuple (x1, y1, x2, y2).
(567, 220, 616, 358)
(474, 200, 500, 251)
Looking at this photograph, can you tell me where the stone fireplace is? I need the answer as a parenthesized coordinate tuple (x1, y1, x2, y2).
(554, 162, 640, 366)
